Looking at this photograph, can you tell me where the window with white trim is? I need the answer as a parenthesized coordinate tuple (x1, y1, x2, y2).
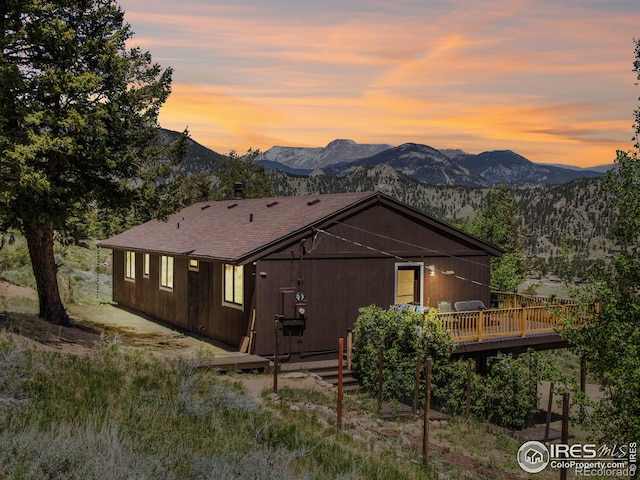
(125, 251, 135, 281)
(223, 264, 243, 307)
(160, 255, 174, 290)
(143, 253, 150, 278)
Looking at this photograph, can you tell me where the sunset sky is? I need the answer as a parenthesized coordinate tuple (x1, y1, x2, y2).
(119, 0, 638, 167)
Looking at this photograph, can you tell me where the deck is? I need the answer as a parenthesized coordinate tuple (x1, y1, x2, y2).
(202, 353, 271, 372)
(202, 294, 589, 369)
(439, 304, 573, 343)
(436, 292, 592, 353)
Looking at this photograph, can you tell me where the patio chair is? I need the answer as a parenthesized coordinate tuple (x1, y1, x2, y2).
(466, 300, 487, 311)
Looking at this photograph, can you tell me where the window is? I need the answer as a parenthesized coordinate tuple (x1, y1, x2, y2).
(188, 259, 199, 271)
(224, 264, 243, 307)
(143, 253, 150, 278)
(125, 251, 135, 281)
(160, 255, 174, 290)
(395, 263, 424, 305)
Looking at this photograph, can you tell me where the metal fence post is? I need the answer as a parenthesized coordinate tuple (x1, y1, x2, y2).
(377, 346, 384, 413)
(423, 357, 432, 464)
(338, 337, 343, 429)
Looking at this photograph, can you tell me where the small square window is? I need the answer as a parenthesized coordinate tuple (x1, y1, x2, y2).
(189, 259, 199, 271)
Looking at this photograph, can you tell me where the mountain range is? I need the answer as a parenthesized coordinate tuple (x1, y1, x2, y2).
(258, 139, 611, 187)
(163, 129, 618, 274)
(165, 128, 612, 187)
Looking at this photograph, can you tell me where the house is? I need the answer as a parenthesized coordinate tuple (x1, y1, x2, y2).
(99, 191, 502, 359)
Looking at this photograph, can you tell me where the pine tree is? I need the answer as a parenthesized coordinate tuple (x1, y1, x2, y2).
(561, 38, 640, 443)
(0, 0, 181, 325)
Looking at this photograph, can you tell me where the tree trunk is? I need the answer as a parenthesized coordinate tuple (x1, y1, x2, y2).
(23, 222, 73, 326)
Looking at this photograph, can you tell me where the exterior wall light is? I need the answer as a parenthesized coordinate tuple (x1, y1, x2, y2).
(428, 265, 436, 277)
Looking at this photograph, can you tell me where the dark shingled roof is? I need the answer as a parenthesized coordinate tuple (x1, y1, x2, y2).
(99, 192, 376, 262)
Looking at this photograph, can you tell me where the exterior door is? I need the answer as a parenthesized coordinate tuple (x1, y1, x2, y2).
(395, 263, 424, 305)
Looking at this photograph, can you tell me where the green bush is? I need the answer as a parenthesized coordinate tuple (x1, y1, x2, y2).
(352, 305, 456, 409)
(483, 353, 539, 430)
(434, 359, 487, 418)
(352, 306, 557, 429)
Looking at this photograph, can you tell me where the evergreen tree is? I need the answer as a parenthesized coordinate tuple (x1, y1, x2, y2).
(0, 0, 183, 325)
(458, 184, 527, 292)
(562, 38, 640, 443)
(216, 149, 275, 199)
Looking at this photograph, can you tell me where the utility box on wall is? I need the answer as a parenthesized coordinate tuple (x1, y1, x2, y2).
(279, 288, 306, 336)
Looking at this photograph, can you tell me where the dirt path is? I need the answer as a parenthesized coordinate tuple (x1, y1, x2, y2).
(1, 281, 230, 359)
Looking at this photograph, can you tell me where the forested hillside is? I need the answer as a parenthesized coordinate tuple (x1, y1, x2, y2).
(269, 167, 614, 279)
(164, 130, 615, 279)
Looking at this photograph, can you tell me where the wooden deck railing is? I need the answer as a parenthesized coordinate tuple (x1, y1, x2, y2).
(343, 295, 592, 367)
(491, 291, 577, 309)
(436, 293, 586, 343)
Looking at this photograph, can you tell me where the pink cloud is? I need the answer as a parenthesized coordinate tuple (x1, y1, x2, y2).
(119, 0, 638, 167)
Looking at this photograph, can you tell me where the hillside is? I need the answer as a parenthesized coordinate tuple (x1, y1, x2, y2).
(0, 266, 566, 480)
(324, 143, 488, 187)
(167, 129, 616, 277)
(454, 150, 603, 186)
(268, 168, 615, 277)
(160, 128, 225, 175)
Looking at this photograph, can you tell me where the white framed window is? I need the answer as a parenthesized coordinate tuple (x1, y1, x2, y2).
(188, 259, 199, 272)
(143, 253, 150, 278)
(125, 251, 135, 281)
(223, 264, 243, 307)
(394, 262, 424, 305)
(160, 255, 174, 291)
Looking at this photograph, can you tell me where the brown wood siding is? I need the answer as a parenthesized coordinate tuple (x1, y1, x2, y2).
(111, 251, 252, 348)
(112, 250, 181, 325)
(251, 204, 492, 356)
(199, 260, 251, 347)
(110, 200, 493, 356)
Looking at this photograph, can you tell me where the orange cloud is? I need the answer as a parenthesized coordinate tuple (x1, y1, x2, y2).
(120, 0, 638, 167)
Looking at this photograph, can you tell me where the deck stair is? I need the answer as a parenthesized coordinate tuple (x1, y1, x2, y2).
(279, 359, 360, 392)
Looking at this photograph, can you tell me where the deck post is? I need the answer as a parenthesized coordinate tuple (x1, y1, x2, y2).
(544, 382, 554, 442)
(477, 311, 484, 342)
(273, 316, 280, 394)
(414, 352, 421, 417)
(520, 307, 527, 337)
(466, 359, 472, 419)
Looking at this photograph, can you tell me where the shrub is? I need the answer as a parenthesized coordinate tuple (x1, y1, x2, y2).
(483, 352, 545, 430)
(0, 332, 31, 405)
(352, 306, 556, 429)
(352, 305, 456, 408)
(435, 359, 487, 418)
